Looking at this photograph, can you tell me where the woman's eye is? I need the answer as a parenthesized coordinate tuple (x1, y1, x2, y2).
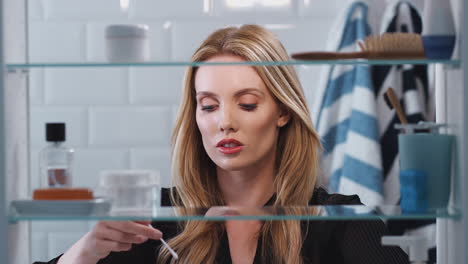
(201, 105, 216, 112)
(240, 104, 257, 111)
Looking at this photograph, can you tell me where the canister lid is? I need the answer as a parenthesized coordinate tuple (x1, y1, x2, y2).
(105, 24, 149, 38)
(99, 170, 160, 187)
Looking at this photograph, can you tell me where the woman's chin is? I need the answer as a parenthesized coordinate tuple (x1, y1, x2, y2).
(215, 159, 250, 172)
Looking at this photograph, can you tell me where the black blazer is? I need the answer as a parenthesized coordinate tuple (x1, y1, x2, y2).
(36, 188, 409, 264)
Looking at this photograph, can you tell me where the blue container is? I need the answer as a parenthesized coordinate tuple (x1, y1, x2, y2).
(398, 134, 454, 209)
(422, 35, 456, 59)
(400, 170, 428, 213)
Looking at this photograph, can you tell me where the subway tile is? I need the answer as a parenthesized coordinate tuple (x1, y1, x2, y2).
(29, 22, 86, 62)
(73, 148, 129, 189)
(44, 0, 127, 21)
(264, 20, 334, 54)
(213, 0, 296, 18)
(48, 232, 88, 260)
(298, 0, 349, 18)
(89, 106, 172, 147)
(29, 69, 45, 105)
(171, 19, 333, 60)
(171, 22, 229, 60)
(130, 148, 172, 187)
(129, 67, 185, 104)
(44, 68, 128, 105)
(130, 0, 209, 19)
(86, 22, 170, 62)
(29, 106, 88, 148)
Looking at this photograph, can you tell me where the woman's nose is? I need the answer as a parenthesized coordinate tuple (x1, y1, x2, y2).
(218, 106, 237, 132)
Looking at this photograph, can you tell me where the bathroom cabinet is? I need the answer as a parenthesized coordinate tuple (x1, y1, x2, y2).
(0, 0, 467, 263)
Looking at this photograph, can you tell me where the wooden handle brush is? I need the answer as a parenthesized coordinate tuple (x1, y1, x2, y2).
(292, 33, 426, 60)
(384, 87, 409, 124)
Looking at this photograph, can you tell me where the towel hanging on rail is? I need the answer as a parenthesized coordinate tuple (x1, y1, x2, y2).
(316, 1, 383, 206)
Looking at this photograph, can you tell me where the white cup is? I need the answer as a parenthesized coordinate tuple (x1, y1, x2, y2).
(105, 24, 150, 63)
(99, 170, 160, 215)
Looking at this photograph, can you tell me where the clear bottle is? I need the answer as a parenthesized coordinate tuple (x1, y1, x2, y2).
(39, 123, 74, 188)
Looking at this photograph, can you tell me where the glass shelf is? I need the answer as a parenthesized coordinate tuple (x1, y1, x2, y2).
(5, 59, 461, 69)
(8, 203, 461, 222)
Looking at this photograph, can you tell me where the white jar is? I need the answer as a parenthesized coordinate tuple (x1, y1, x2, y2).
(105, 24, 150, 63)
(99, 170, 160, 215)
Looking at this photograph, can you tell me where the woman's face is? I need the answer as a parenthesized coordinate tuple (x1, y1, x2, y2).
(194, 54, 289, 172)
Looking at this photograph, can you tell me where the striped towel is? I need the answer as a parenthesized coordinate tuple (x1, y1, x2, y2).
(373, 2, 436, 263)
(316, 2, 383, 206)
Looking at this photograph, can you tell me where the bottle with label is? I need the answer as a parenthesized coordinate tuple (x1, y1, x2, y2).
(39, 123, 74, 188)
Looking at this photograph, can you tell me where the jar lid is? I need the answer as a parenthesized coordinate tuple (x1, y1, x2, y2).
(99, 170, 160, 187)
(105, 24, 149, 38)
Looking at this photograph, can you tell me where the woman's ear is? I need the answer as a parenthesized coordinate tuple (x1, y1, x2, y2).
(277, 108, 291, 127)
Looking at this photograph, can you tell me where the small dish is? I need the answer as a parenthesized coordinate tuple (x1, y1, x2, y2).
(10, 198, 111, 216)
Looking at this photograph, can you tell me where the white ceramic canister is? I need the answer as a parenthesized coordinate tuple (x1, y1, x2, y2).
(105, 24, 150, 62)
(99, 170, 160, 215)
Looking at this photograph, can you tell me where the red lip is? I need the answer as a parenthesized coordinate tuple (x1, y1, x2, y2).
(216, 138, 244, 154)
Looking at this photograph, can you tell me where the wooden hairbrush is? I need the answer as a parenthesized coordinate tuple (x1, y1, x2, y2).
(291, 33, 426, 60)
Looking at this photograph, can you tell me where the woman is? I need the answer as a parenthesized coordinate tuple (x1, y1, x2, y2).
(39, 25, 409, 264)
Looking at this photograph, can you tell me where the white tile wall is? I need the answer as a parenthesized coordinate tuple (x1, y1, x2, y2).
(130, 148, 172, 187)
(171, 21, 229, 60)
(265, 19, 334, 54)
(44, 0, 127, 21)
(44, 68, 129, 105)
(298, 0, 350, 18)
(73, 148, 129, 188)
(213, 0, 296, 18)
(129, 67, 185, 104)
(89, 106, 171, 146)
(27, 0, 394, 261)
(29, 22, 86, 62)
(130, 0, 209, 19)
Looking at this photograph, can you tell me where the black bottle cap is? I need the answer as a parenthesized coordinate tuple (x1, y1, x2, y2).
(46, 123, 66, 142)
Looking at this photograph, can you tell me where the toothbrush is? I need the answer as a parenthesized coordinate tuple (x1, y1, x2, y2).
(148, 224, 179, 260)
(384, 87, 409, 124)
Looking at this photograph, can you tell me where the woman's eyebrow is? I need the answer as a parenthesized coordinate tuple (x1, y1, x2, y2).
(196, 91, 217, 97)
(196, 88, 264, 98)
(234, 88, 265, 97)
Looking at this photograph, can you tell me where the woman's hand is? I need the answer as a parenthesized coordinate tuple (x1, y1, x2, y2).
(57, 220, 162, 264)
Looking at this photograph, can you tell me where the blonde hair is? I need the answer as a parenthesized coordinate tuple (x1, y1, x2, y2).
(159, 24, 322, 264)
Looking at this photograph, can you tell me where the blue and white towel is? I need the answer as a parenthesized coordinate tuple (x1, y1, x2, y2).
(316, 2, 383, 206)
(374, 1, 432, 205)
